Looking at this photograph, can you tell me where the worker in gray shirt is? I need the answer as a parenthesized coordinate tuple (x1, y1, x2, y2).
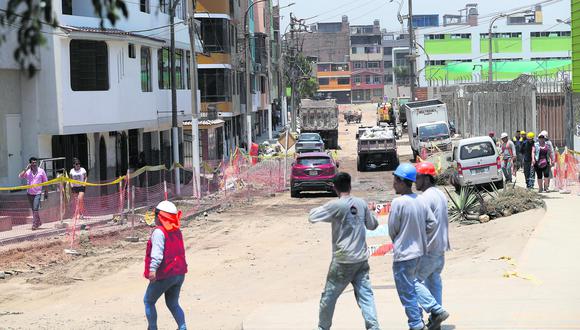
(414, 162, 450, 330)
(309, 172, 381, 330)
(388, 163, 435, 330)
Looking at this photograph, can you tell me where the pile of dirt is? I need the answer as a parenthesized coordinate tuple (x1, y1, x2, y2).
(481, 185, 546, 219)
(446, 185, 545, 225)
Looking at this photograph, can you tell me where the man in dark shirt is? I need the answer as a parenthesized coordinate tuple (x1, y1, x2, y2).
(521, 132, 535, 189)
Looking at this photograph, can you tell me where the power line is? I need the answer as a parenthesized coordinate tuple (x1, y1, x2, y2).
(308, 0, 381, 23)
(349, 0, 389, 23)
(414, 0, 563, 37)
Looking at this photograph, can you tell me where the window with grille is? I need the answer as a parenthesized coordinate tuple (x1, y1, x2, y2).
(141, 46, 152, 92)
(128, 43, 136, 58)
(70, 40, 109, 91)
(158, 48, 170, 89)
(140, 0, 149, 13)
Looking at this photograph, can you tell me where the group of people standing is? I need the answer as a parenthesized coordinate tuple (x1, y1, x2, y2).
(309, 161, 450, 330)
(18, 157, 88, 230)
(490, 129, 555, 192)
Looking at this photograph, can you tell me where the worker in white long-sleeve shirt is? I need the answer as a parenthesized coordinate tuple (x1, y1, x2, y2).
(414, 162, 450, 330)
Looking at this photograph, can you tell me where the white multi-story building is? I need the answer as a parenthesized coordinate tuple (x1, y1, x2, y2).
(0, 0, 195, 186)
(415, 2, 571, 86)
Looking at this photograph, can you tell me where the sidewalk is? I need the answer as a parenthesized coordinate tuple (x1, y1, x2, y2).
(256, 125, 284, 145)
(243, 173, 580, 329)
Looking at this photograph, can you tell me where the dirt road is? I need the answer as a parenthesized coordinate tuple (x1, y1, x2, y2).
(0, 104, 542, 329)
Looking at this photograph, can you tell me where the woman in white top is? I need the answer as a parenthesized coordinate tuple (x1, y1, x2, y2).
(70, 158, 88, 218)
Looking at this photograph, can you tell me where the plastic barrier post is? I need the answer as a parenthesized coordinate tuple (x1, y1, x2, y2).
(164, 179, 168, 200)
(55, 181, 67, 229)
(145, 170, 149, 205)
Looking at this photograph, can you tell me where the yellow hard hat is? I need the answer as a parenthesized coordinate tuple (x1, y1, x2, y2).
(527, 132, 535, 139)
(520, 131, 526, 135)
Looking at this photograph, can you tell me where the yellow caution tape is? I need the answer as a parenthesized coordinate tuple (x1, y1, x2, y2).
(498, 256, 541, 284)
(568, 149, 580, 156)
(67, 176, 126, 187)
(0, 163, 190, 191)
(503, 270, 542, 284)
(0, 176, 64, 191)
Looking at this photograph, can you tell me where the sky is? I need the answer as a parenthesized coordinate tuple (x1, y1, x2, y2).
(279, 0, 570, 33)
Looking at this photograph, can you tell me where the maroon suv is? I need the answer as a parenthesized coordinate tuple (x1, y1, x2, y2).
(290, 152, 338, 198)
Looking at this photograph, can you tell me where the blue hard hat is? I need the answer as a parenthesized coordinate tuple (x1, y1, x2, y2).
(393, 163, 417, 182)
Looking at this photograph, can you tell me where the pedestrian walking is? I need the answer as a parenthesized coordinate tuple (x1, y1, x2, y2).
(389, 163, 435, 330)
(532, 131, 555, 193)
(18, 157, 48, 230)
(69, 158, 87, 218)
(522, 132, 536, 189)
(143, 201, 188, 330)
(499, 133, 516, 183)
(414, 162, 450, 330)
(309, 172, 381, 330)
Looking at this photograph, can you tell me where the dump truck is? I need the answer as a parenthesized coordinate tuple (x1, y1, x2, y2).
(299, 99, 339, 149)
(403, 99, 452, 160)
(357, 126, 399, 171)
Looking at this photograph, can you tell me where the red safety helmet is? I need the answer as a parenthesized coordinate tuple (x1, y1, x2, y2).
(416, 162, 436, 177)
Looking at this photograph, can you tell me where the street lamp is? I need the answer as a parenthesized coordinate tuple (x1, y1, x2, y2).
(279, 2, 295, 10)
(556, 18, 571, 26)
(488, 10, 534, 82)
(389, 0, 405, 26)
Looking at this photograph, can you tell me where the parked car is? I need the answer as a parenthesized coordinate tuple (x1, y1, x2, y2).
(295, 133, 325, 153)
(450, 136, 504, 190)
(290, 152, 338, 198)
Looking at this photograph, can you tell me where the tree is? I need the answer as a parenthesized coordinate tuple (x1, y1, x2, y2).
(297, 77, 318, 99)
(284, 52, 318, 99)
(0, 0, 128, 75)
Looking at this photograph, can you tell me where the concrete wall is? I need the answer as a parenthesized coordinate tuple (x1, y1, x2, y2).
(301, 29, 350, 63)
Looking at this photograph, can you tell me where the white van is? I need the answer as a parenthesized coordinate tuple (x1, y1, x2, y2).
(451, 136, 504, 189)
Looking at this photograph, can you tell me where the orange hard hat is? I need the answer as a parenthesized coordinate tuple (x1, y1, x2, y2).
(416, 161, 436, 176)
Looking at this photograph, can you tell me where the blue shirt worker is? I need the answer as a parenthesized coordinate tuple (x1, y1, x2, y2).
(414, 162, 451, 330)
(388, 163, 435, 330)
(309, 172, 381, 330)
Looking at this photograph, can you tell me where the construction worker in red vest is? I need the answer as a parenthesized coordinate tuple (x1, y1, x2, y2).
(144, 201, 188, 330)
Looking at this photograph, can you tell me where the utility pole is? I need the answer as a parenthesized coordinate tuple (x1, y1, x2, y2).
(187, 0, 201, 198)
(266, 2, 273, 141)
(287, 13, 308, 132)
(170, 0, 181, 195)
(289, 14, 297, 132)
(244, 1, 268, 152)
(407, 0, 416, 101)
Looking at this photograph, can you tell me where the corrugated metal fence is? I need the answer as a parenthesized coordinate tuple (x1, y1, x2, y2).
(431, 73, 574, 148)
